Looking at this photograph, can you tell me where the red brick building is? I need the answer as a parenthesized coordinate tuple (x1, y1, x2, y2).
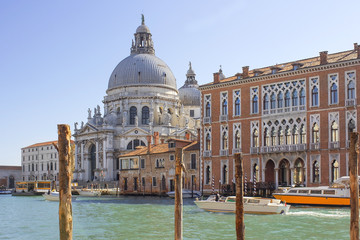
(200, 43, 360, 194)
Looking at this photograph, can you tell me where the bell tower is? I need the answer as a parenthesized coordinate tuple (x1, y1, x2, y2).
(131, 14, 155, 55)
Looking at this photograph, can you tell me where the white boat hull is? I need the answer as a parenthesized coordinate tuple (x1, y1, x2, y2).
(42, 192, 77, 201)
(78, 190, 101, 197)
(195, 196, 290, 215)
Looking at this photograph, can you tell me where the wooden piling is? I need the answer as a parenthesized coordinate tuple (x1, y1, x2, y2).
(58, 124, 73, 240)
(235, 153, 245, 240)
(349, 132, 359, 240)
(174, 148, 183, 240)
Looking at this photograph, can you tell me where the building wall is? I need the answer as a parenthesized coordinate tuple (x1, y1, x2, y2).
(200, 56, 360, 193)
(0, 166, 22, 189)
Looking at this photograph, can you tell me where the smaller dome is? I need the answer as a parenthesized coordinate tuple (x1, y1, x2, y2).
(179, 87, 200, 106)
(136, 24, 150, 33)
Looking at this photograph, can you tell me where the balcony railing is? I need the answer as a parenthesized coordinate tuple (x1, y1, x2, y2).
(232, 148, 242, 155)
(310, 143, 320, 150)
(329, 141, 340, 149)
(346, 98, 356, 107)
(346, 140, 350, 148)
(261, 144, 306, 153)
(219, 115, 228, 122)
(203, 117, 211, 124)
(203, 151, 211, 157)
(250, 147, 259, 154)
(220, 149, 228, 156)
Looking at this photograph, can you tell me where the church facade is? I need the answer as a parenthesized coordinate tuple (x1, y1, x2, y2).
(73, 17, 200, 182)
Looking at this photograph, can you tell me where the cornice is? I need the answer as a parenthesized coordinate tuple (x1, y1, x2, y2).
(199, 59, 360, 91)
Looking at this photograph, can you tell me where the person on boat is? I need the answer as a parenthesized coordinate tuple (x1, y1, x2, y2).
(215, 193, 220, 201)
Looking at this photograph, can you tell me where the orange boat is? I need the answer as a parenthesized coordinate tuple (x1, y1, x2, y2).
(273, 176, 360, 206)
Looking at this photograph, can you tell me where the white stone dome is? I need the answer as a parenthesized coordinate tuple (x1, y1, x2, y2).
(136, 24, 150, 33)
(108, 54, 177, 91)
(179, 86, 200, 106)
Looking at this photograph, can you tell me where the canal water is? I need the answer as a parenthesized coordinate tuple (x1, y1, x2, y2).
(0, 195, 351, 239)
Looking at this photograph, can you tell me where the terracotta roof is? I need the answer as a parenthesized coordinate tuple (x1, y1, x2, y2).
(23, 140, 75, 149)
(201, 48, 358, 87)
(0, 165, 21, 170)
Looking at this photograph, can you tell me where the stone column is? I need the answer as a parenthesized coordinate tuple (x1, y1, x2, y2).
(290, 168, 294, 186)
(275, 168, 279, 189)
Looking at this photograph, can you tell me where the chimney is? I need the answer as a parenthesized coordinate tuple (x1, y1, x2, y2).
(319, 51, 328, 65)
(153, 132, 159, 145)
(160, 139, 165, 144)
(185, 132, 190, 141)
(197, 128, 200, 143)
(213, 72, 220, 84)
(242, 66, 249, 78)
(356, 43, 360, 59)
(354, 43, 358, 51)
(146, 135, 152, 153)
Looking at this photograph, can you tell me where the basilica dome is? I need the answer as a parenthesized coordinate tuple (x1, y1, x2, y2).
(107, 16, 177, 92)
(178, 62, 200, 106)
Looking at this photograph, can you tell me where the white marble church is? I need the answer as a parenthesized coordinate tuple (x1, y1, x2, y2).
(73, 16, 200, 182)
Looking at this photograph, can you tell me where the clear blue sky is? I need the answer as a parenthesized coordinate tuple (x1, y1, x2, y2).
(1, 0, 359, 166)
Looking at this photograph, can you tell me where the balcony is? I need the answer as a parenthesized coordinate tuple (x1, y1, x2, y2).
(310, 143, 320, 150)
(220, 149, 228, 156)
(250, 147, 259, 154)
(263, 110, 269, 115)
(203, 117, 211, 124)
(232, 148, 242, 155)
(329, 141, 340, 149)
(346, 98, 356, 107)
(261, 144, 306, 153)
(219, 115, 228, 122)
(299, 105, 306, 111)
(203, 151, 212, 157)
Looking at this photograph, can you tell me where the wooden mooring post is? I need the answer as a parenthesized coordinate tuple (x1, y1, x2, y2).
(174, 148, 184, 240)
(235, 153, 245, 240)
(349, 132, 359, 240)
(57, 124, 73, 240)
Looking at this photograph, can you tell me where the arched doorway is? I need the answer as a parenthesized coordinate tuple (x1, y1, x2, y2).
(279, 159, 290, 186)
(265, 160, 275, 184)
(90, 144, 96, 181)
(294, 158, 305, 186)
(9, 176, 15, 188)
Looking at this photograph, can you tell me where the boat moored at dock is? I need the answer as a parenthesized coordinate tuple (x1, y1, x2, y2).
(42, 190, 77, 201)
(77, 189, 101, 197)
(194, 195, 290, 214)
(273, 176, 360, 206)
(12, 181, 52, 196)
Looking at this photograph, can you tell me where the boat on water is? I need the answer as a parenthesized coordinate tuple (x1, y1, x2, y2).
(194, 195, 290, 214)
(12, 181, 52, 196)
(42, 191, 77, 201)
(77, 189, 101, 197)
(167, 189, 201, 198)
(0, 189, 12, 194)
(273, 176, 360, 206)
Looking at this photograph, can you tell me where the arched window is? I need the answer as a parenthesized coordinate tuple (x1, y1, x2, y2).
(312, 161, 320, 183)
(330, 83, 338, 104)
(311, 86, 319, 106)
(222, 99, 228, 115)
(206, 133, 211, 151)
(300, 124, 306, 144)
(205, 166, 211, 184)
(347, 80, 355, 100)
(127, 139, 146, 150)
(292, 90, 298, 106)
(331, 160, 339, 182)
(270, 93, 276, 109)
(222, 132, 228, 150)
(129, 106, 137, 125)
(292, 125, 298, 144)
(294, 159, 304, 186)
(277, 92, 283, 108)
(205, 102, 211, 117)
(263, 94, 269, 110)
(264, 128, 269, 146)
(271, 127, 276, 146)
(252, 129, 258, 147)
(234, 97, 240, 116)
(222, 164, 228, 184)
(299, 88, 305, 106)
(278, 127, 283, 145)
(312, 123, 319, 143)
(234, 130, 241, 149)
(141, 106, 149, 125)
(331, 121, 339, 142)
(285, 126, 291, 145)
(252, 95, 258, 114)
(285, 91, 291, 107)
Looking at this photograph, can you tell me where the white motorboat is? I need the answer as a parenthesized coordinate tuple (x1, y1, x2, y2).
(167, 189, 201, 198)
(194, 195, 290, 215)
(42, 191, 77, 201)
(77, 189, 101, 197)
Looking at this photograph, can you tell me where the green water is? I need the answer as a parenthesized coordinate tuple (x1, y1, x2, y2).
(0, 195, 351, 239)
